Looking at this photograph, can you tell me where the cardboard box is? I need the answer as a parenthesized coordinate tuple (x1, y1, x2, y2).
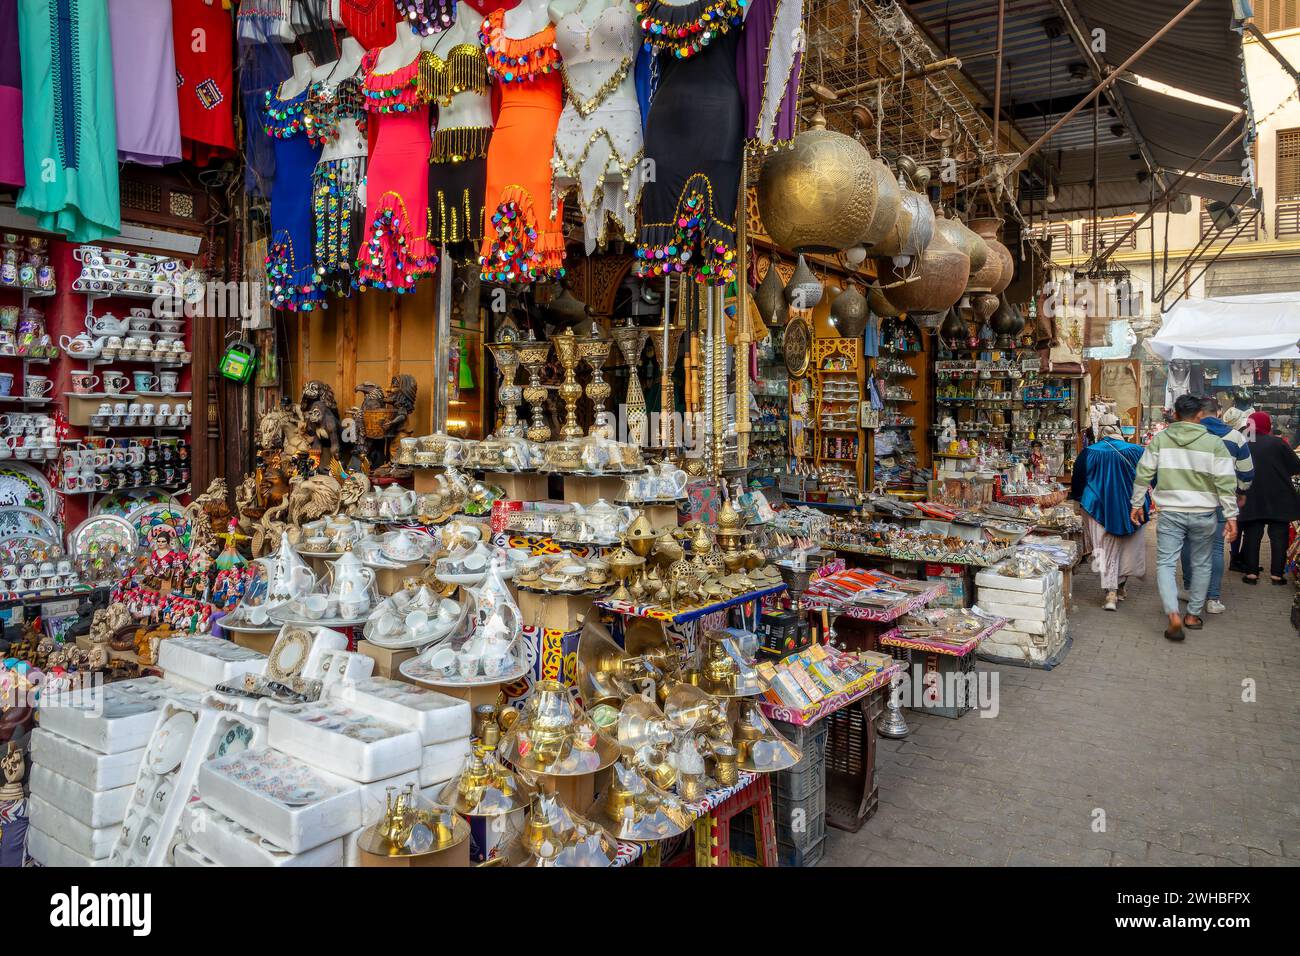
(357, 641, 419, 680)
(517, 590, 593, 633)
(562, 475, 625, 503)
(483, 471, 549, 501)
(228, 629, 278, 656)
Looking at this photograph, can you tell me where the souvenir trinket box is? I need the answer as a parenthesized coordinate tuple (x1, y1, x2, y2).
(183, 800, 346, 867)
(269, 702, 422, 784)
(28, 794, 120, 860)
(29, 765, 131, 829)
(331, 676, 471, 744)
(26, 827, 115, 868)
(39, 676, 195, 754)
(29, 727, 143, 792)
(198, 748, 362, 854)
(157, 634, 269, 688)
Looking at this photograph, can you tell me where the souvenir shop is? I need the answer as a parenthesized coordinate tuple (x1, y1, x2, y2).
(0, 0, 1187, 870)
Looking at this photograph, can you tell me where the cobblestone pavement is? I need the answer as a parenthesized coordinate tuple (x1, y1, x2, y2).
(823, 533, 1300, 866)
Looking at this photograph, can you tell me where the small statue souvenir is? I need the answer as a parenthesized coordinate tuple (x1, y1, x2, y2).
(0, 743, 24, 803)
(301, 380, 344, 470)
(353, 374, 418, 474)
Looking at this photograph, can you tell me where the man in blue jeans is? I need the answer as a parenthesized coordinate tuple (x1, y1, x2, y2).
(1178, 398, 1254, 613)
(1131, 395, 1240, 641)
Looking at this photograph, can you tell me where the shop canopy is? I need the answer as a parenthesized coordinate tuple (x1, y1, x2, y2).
(1146, 292, 1300, 360)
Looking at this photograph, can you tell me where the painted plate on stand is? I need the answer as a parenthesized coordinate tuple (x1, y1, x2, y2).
(126, 502, 191, 548)
(68, 514, 138, 561)
(0, 464, 57, 517)
(92, 486, 172, 518)
(0, 533, 61, 566)
(0, 506, 60, 541)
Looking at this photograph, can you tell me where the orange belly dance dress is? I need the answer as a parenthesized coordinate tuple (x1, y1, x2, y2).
(357, 49, 438, 293)
(478, 10, 566, 283)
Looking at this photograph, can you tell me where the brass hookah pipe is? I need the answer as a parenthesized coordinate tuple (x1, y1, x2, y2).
(734, 150, 752, 469)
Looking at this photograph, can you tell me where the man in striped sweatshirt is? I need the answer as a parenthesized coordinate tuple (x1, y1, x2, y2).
(1130, 394, 1239, 642)
(1178, 398, 1254, 614)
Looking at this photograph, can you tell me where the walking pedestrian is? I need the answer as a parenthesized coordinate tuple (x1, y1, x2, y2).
(1179, 398, 1254, 613)
(1071, 414, 1146, 611)
(1130, 394, 1239, 642)
(1224, 406, 1252, 572)
(1238, 410, 1300, 586)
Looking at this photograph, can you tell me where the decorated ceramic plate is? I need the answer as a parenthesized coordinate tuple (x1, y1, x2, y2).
(147, 711, 196, 775)
(0, 463, 57, 516)
(93, 485, 172, 518)
(126, 501, 191, 548)
(68, 514, 137, 560)
(0, 506, 60, 541)
(0, 533, 61, 564)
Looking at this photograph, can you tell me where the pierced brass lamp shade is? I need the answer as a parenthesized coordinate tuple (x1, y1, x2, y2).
(590, 759, 694, 843)
(753, 264, 788, 328)
(830, 286, 870, 338)
(499, 679, 620, 777)
(880, 227, 969, 315)
(757, 107, 880, 254)
(784, 255, 823, 311)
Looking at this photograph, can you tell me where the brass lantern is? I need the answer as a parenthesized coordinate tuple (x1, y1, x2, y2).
(753, 263, 788, 328)
(757, 90, 880, 254)
(969, 217, 1014, 294)
(830, 285, 870, 338)
(880, 227, 970, 314)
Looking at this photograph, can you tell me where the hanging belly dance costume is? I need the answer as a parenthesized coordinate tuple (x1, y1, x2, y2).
(421, 41, 491, 252)
(635, 0, 746, 285)
(263, 87, 328, 311)
(552, 3, 645, 254)
(357, 49, 438, 293)
(395, 0, 457, 35)
(479, 10, 567, 283)
(307, 71, 367, 295)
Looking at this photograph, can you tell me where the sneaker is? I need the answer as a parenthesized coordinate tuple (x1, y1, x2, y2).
(1206, 600, 1226, 614)
(1103, 593, 1117, 611)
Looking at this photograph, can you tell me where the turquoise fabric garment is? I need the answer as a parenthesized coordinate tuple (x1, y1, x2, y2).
(16, 0, 120, 241)
(1079, 437, 1146, 536)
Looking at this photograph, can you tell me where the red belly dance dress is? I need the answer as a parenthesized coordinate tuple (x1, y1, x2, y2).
(357, 49, 438, 293)
(478, 10, 566, 283)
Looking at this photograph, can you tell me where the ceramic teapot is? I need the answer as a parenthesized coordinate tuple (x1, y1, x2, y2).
(59, 331, 102, 357)
(581, 499, 634, 541)
(326, 550, 378, 616)
(85, 313, 127, 336)
(653, 461, 688, 499)
(257, 537, 316, 607)
(378, 485, 417, 519)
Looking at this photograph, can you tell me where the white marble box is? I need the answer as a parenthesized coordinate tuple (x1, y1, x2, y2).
(27, 794, 120, 860)
(420, 738, 471, 787)
(184, 801, 344, 867)
(38, 677, 181, 755)
(331, 676, 471, 744)
(198, 748, 361, 854)
(29, 765, 131, 829)
(268, 702, 422, 783)
(26, 826, 116, 868)
(159, 634, 268, 688)
(29, 728, 144, 792)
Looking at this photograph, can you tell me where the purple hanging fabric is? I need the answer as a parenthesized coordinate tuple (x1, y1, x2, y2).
(736, 0, 803, 149)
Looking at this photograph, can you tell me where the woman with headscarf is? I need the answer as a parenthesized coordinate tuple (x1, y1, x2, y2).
(1239, 411, 1300, 585)
(1223, 406, 1251, 572)
(1070, 414, 1148, 610)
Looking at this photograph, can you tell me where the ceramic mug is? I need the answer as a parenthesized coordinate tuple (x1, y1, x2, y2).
(25, 376, 53, 398)
(133, 372, 159, 392)
(102, 372, 130, 393)
(70, 371, 99, 394)
(0, 372, 12, 397)
(158, 371, 179, 393)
